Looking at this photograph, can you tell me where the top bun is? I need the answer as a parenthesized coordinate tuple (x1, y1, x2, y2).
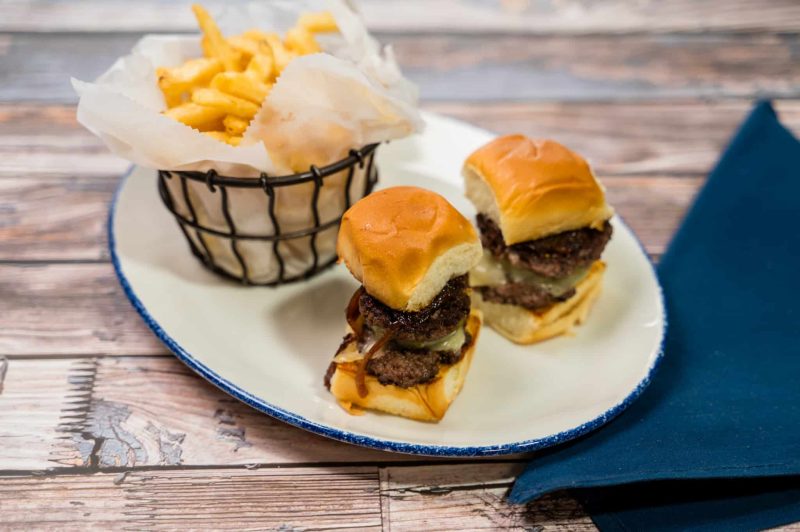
(337, 186, 482, 311)
(463, 135, 613, 245)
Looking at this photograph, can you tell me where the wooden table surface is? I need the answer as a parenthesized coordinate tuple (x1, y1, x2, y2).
(2, 1, 800, 529)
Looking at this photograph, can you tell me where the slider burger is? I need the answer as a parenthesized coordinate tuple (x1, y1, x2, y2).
(463, 135, 614, 344)
(325, 186, 483, 422)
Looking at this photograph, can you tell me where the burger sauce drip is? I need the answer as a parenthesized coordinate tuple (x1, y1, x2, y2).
(356, 330, 392, 398)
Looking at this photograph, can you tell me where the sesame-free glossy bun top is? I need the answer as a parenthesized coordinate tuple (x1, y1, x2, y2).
(337, 186, 482, 311)
(463, 135, 613, 245)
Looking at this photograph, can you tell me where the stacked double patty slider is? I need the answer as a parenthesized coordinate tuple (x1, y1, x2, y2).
(325, 136, 615, 419)
(464, 135, 614, 344)
(326, 186, 483, 422)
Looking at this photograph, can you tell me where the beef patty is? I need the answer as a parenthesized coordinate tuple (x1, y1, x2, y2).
(365, 330, 473, 388)
(328, 276, 473, 390)
(326, 317, 474, 391)
(479, 283, 575, 311)
(365, 348, 440, 387)
(359, 275, 470, 344)
(477, 214, 612, 279)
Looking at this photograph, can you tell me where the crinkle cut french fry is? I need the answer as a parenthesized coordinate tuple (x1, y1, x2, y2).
(161, 4, 336, 131)
(157, 57, 222, 93)
(223, 115, 250, 136)
(245, 53, 275, 83)
(285, 26, 321, 55)
(227, 35, 268, 59)
(201, 35, 213, 58)
(163, 91, 187, 109)
(203, 130, 228, 141)
(210, 71, 271, 104)
(191, 4, 240, 71)
(242, 29, 272, 42)
(203, 130, 241, 145)
(192, 88, 260, 119)
(298, 12, 338, 33)
(226, 35, 267, 70)
(264, 33, 298, 74)
(163, 102, 226, 131)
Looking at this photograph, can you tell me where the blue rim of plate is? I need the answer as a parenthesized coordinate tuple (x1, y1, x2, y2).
(109, 165, 667, 457)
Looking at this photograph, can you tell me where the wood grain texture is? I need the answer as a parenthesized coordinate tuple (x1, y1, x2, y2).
(0, 264, 166, 356)
(0, 105, 129, 178)
(3, 102, 798, 180)
(0, 177, 114, 260)
(0, 465, 602, 531)
(2, 357, 799, 530)
(395, 33, 800, 102)
(429, 100, 800, 175)
(3, 467, 799, 531)
(2, 0, 799, 34)
(0, 102, 743, 177)
(0, 468, 383, 530)
(11, 99, 780, 263)
(0, 358, 84, 470)
(3, 33, 800, 103)
(42, 356, 430, 468)
(382, 463, 595, 531)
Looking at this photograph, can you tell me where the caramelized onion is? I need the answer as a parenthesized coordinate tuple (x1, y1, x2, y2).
(346, 287, 365, 338)
(355, 330, 393, 398)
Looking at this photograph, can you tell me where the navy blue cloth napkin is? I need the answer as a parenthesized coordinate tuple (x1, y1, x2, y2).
(508, 101, 800, 531)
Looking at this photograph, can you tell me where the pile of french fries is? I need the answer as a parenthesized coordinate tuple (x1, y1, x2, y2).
(159, 4, 338, 146)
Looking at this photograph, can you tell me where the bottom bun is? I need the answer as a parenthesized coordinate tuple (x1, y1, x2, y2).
(328, 309, 482, 422)
(473, 261, 605, 345)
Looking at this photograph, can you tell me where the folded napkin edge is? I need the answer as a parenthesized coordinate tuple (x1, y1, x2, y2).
(508, 464, 800, 504)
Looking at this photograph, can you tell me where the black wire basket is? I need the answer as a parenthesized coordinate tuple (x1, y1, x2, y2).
(157, 144, 379, 286)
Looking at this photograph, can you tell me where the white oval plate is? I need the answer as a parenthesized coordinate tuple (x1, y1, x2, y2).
(111, 112, 665, 456)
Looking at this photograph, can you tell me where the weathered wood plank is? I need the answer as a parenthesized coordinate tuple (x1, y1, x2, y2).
(381, 464, 800, 531)
(0, 264, 167, 356)
(3, 33, 799, 102)
(53, 356, 427, 468)
(0, 139, 128, 179)
(607, 176, 699, 254)
(0, 358, 84, 470)
(0, 468, 382, 530)
(0, 464, 599, 531)
(429, 101, 800, 175)
(382, 463, 596, 530)
(2, 0, 799, 34)
(0, 104, 129, 178)
(0, 101, 780, 180)
(1, 464, 798, 531)
(3, 102, 799, 179)
(0, 177, 114, 260)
